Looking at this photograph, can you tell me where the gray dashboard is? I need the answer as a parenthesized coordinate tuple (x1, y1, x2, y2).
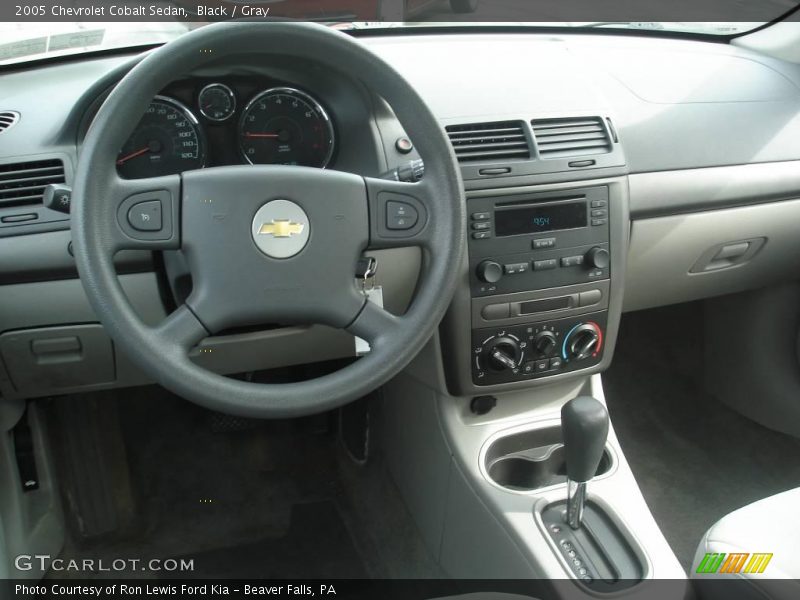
(2, 29, 800, 400)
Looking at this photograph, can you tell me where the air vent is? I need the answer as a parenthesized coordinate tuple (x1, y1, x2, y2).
(446, 121, 530, 163)
(0, 159, 65, 209)
(0, 111, 20, 134)
(531, 117, 612, 159)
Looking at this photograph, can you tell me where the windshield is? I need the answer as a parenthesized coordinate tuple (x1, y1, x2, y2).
(0, 0, 794, 67)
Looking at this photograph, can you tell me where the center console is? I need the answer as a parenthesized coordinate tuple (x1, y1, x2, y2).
(379, 109, 684, 594)
(469, 185, 611, 385)
(444, 180, 625, 396)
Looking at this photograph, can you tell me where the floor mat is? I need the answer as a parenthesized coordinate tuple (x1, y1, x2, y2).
(167, 501, 368, 579)
(604, 302, 800, 571)
(51, 385, 438, 579)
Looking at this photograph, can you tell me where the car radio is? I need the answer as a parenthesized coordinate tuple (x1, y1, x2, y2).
(467, 186, 612, 385)
(468, 186, 609, 296)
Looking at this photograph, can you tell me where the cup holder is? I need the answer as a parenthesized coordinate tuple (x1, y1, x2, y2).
(485, 425, 612, 492)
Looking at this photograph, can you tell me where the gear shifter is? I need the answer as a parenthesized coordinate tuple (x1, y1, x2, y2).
(561, 396, 609, 529)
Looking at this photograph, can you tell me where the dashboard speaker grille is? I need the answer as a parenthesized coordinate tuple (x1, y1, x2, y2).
(532, 116, 612, 159)
(0, 111, 20, 134)
(0, 159, 65, 208)
(446, 121, 530, 163)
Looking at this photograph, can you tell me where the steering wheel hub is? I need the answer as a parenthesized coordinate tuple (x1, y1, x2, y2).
(251, 199, 310, 258)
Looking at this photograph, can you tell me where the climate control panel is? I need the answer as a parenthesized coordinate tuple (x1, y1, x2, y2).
(472, 314, 606, 385)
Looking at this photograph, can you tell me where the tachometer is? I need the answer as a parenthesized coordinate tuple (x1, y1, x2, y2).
(198, 83, 236, 122)
(238, 87, 334, 168)
(116, 96, 206, 179)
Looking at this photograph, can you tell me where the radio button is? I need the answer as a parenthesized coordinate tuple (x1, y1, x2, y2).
(476, 260, 504, 283)
(579, 289, 603, 307)
(471, 221, 491, 231)
(585, 247, 610, 269)
(472, 231, 491, 240)
(532, 237, 556, 250)
(504, 262, 529, 275)
(591, 218, 608, 226)
(471, 211, 491, 221)
(533, 259, 557, 271)
(481, 303, 510, 320)
(591, 209, 607, 217)
(591, 200, 607, 208)
(561, 255, 584, 268)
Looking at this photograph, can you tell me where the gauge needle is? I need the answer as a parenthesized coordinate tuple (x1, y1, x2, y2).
(244, 132, 280, 139)
(117, 147, 150, 165)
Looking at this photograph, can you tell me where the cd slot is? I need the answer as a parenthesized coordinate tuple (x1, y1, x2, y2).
(472, 281, 610, 328)
(518, 296, 573, 314)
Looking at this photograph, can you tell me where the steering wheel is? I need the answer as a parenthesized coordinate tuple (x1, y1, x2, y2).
(72, 22, 465, 418)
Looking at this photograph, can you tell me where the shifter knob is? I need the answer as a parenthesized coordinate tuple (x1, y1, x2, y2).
(561, 396, 609, 529)
(562, 396, 609, 482)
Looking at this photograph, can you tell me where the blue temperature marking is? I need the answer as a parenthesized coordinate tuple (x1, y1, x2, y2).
(562, 323, 583, 359)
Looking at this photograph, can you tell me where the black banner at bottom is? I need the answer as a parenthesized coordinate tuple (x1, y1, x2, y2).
(4, 579, 800, 600)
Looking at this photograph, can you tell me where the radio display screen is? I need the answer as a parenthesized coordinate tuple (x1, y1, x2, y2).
(495, 201, 587, 236)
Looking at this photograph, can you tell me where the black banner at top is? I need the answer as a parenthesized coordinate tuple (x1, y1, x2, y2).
(1, 0, 800, 23)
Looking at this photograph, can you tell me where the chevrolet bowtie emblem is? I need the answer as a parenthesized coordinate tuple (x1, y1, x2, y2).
(258, 219, 305, 238)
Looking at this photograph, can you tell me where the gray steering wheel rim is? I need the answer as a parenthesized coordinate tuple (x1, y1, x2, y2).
(72, 22, 465, 418)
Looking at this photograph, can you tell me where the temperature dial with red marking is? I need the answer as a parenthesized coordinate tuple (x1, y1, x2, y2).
(562, 322, 603, 362)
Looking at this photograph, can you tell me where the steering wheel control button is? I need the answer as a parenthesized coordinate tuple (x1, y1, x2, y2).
(128, 200, 163, 231)
(386, 201, 418, 230)
(251, 199, 310, 259)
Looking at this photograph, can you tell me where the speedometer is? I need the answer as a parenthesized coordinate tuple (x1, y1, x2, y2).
(116, 96, 206, 179)
(238, 87, 334, 168)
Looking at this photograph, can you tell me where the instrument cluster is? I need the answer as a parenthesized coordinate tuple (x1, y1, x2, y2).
(115, 79, 336, 180)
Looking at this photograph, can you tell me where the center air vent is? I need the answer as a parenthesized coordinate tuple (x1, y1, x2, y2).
(531, 117, 612, 159)
(0, 111, 20, 134)
(446, 121, 530, 163)
(0, 159, 65, 209)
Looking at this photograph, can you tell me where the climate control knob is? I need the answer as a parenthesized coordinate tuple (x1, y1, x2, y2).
(533, 330, 558, 357)
(585, 247, 610, 270)
(564, 323, 602, 361)
(482, 336, 522, 372)
(476, 260, 504, 284)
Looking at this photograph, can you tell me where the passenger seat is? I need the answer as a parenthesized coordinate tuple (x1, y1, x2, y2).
(692, 488, 800, 600)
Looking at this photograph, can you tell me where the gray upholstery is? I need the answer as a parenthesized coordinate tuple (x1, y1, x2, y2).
(693, 488, 800, 599)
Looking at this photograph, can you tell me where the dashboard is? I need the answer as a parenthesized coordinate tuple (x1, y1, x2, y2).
(3, 29, 800, 402)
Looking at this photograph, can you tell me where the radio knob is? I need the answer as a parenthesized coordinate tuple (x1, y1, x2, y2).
(533, 331, 558, 357)
(585, 247, 610, 270)
(476, 260, 504, 284)
(565, 323, 602, 361)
